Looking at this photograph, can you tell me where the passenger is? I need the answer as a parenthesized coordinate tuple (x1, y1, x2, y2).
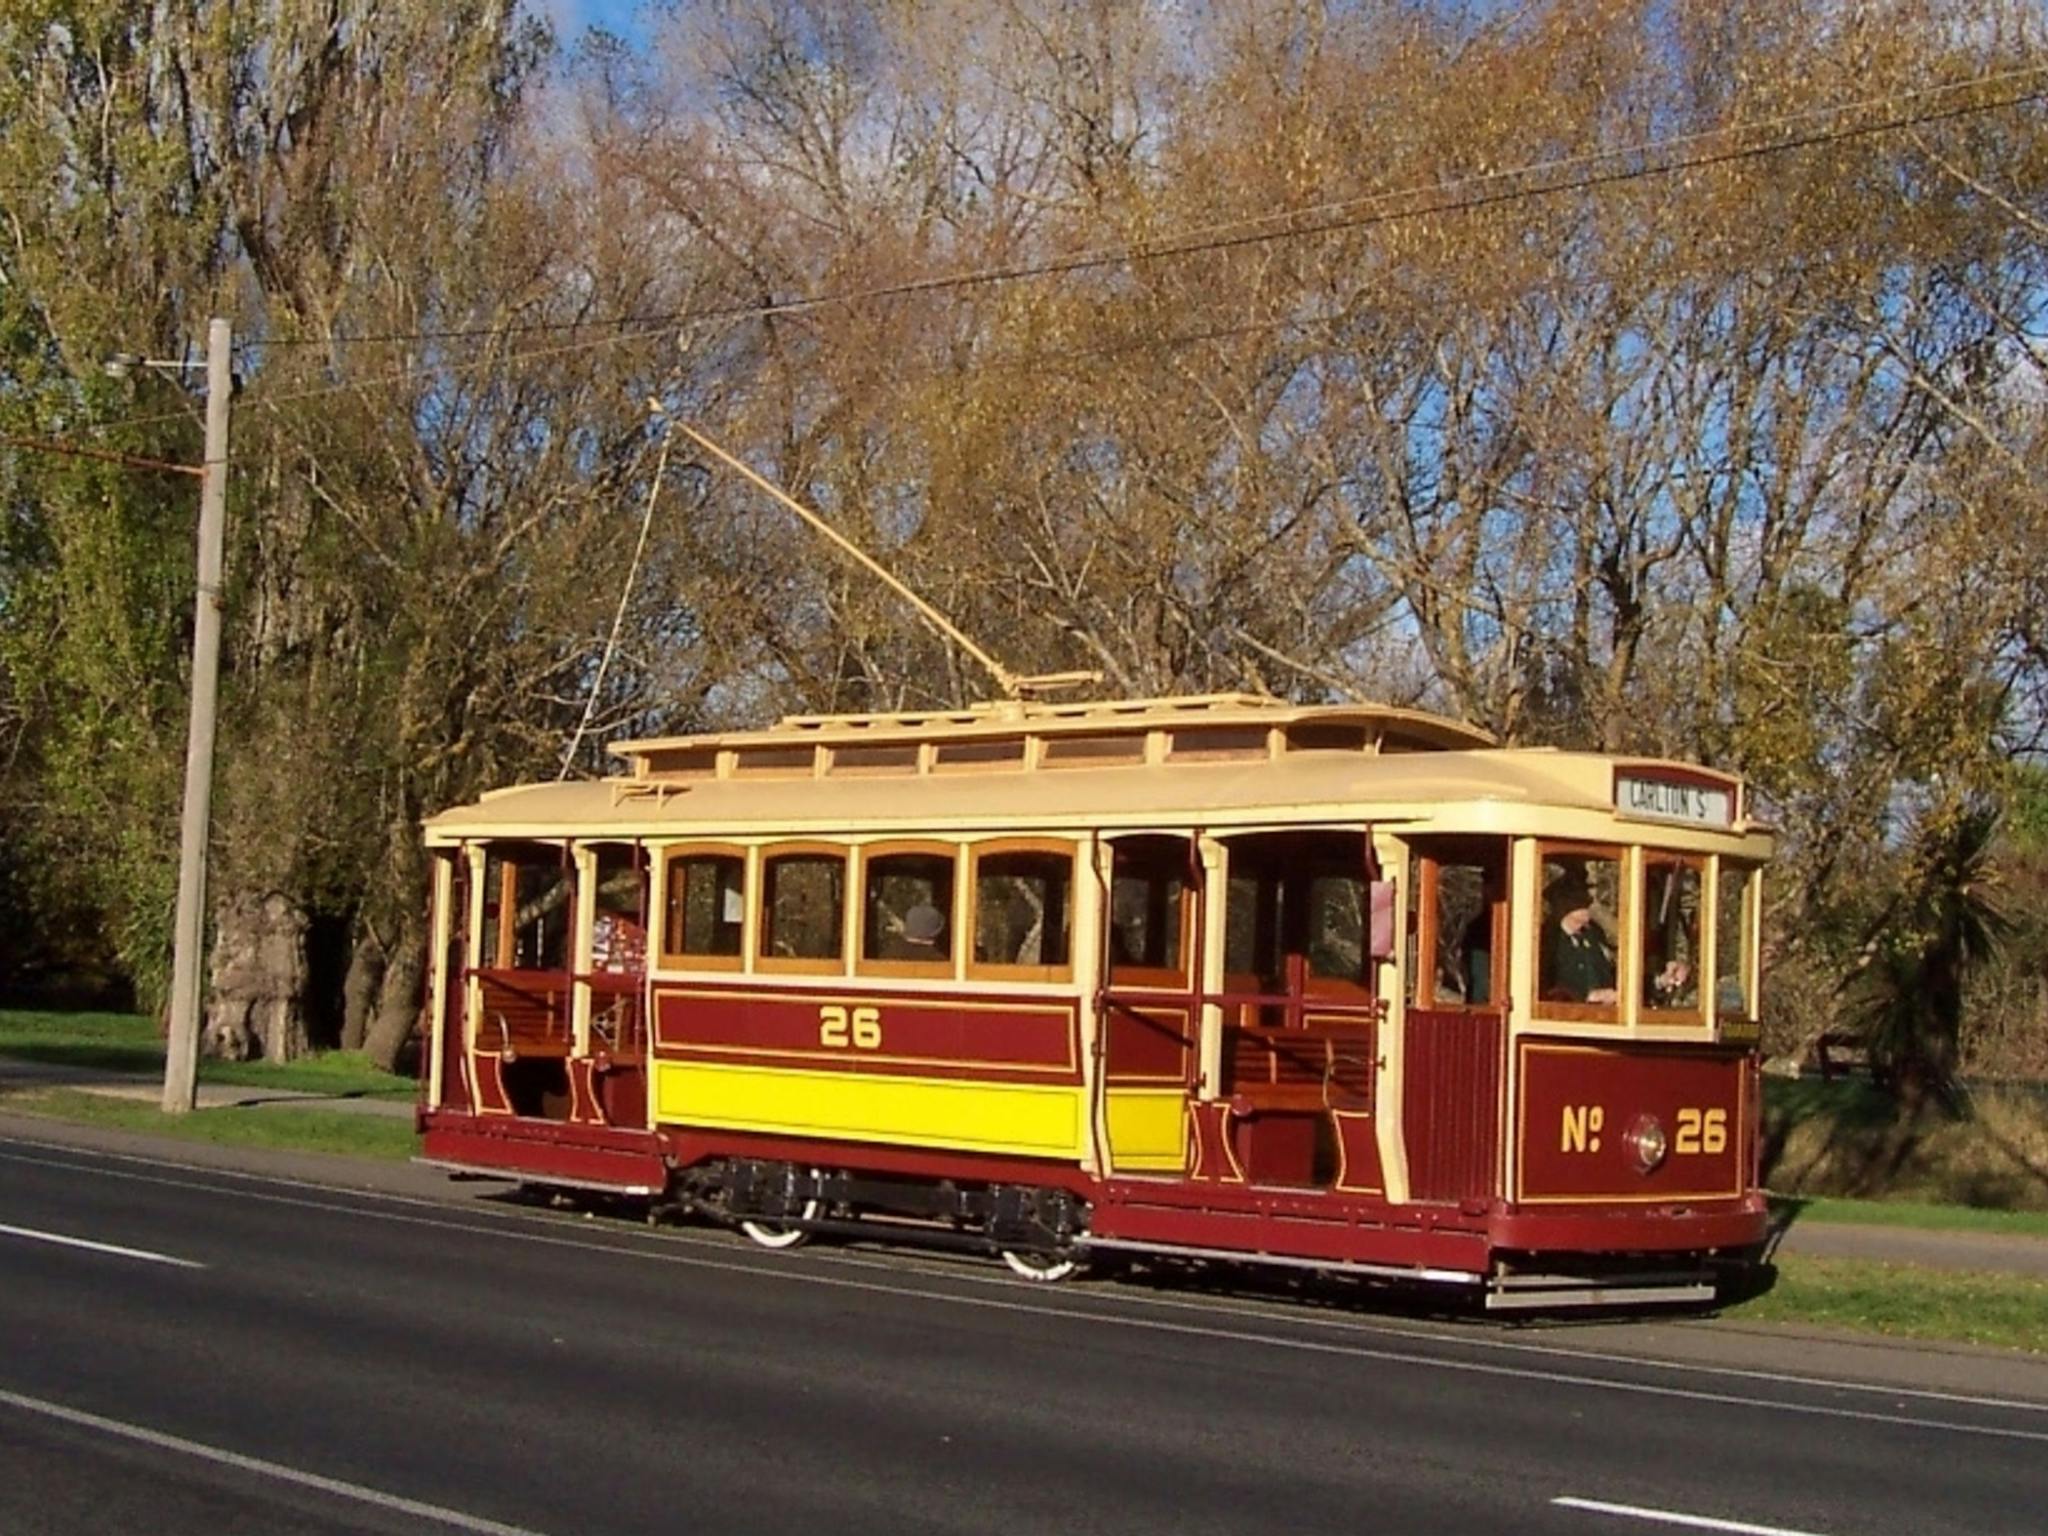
(1543, 867, 1618, 1004)
(1458, 906, 1493, 1006)
(883, 901, 946, 960)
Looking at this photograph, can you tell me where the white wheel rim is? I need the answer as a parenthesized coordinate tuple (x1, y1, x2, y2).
(738, 1174, 822, 1250)
(1001, 1249, 1077, 1283)
(739, 1214, 813, 1250)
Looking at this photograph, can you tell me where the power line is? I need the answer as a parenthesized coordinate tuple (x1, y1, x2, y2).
(245, 64, 2048, 351)
(75, 69, 2046, 437)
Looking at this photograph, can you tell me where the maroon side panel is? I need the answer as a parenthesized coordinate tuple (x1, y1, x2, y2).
(1091, 1184, 1489, 1274)
(653, 985, 1079, 1083)
(1514, 1040, 1747, 1204)
(1333, 1113, 1383, 1192)
(1187, 1101, 1241, 1182)
(1489, 1198, 1768, 1254)
(600, 1065, 648, 1128)
(1103, 1001, 1191, 1083)
(420, 1112, 666, 1192)
(1403, 1009, 1505, 1205)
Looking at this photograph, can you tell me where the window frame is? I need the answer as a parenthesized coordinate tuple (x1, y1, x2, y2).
(656, 841, 749, 974)
(754, 840, 852, 977)
(855, 840, 962, 981)
(1410, 845, 1507, 1012)
(1532, 839, 1628, 1023)
(965, 838, 1078, 985)
(1104, 835, 1197, 990)
(1637, 849, 1708, 1025)
(482, 839, 574, 974)
(1713, 857, 1763, 1031)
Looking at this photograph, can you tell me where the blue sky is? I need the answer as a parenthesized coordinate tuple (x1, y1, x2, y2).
(533, 0, 653, 48)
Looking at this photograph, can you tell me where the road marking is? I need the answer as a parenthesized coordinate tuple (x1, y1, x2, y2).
(1554, 1496, 1829, 1535)
(0, 1387, 552, 1536)
(0, 1146, 2031, 1417)
(0, 1221, 203, 1269)
(8, 1136, 2048, 1442)
(9, 1133, 2043, 1419)
(4, 1142, 2045, 1446)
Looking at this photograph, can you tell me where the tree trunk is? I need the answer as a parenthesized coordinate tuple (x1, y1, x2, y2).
(363, 912, 424, 1074)
(204, 890, 311, 1061)
(340, 929, 386, 1052)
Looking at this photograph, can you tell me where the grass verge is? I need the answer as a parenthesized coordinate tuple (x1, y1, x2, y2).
(1772, 1194, 2048, 1239)
(0, 1087, 418, 1161)
(0, 1008, 412, 1099)
(1728, 1253, 2048, 1353)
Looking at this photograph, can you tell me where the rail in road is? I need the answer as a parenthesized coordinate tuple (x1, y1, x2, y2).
(2, 1131, 2044, 1536)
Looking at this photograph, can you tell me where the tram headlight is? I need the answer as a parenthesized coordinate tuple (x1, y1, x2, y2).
(1624, 1114, 1669, 1175)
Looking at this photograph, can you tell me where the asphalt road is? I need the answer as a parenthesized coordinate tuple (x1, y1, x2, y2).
(2, 1132, 2045, 1536)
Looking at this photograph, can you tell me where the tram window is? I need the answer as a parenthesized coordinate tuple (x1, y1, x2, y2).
(1430, 861, 1494, 1006)
(591, 846, 649, 975)
(663, 851, 744, 963)
(482, 846, 573, 972)
(1537, 848, 1622, 1009)
(1641, 855, 1703, 1016)
(973, 848, 1073, 974)
(863, 850, 956, 966)
(1716, 862, 1758, 1019)
(760, 852, 845, 965)
(1305, 873, 1368, 984)
(1109, 840, 1189, 979)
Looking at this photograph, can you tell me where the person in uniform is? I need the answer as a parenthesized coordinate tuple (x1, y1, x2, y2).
(1543, 865, 1617, 1004)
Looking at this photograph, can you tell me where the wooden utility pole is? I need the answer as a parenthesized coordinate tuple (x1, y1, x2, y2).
(162, 317, 232, 1114)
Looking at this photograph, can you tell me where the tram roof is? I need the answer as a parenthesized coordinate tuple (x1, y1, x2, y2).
(424, 738, 1762, 843)
(611, 691, 1496, 761)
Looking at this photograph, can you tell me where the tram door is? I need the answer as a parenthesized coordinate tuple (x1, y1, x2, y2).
(1098, 835, 1202, 1175)
(572, 844, 650, 1129)
(1401, 838, 1509, 1205)
(1216, 831, 1385, 1190)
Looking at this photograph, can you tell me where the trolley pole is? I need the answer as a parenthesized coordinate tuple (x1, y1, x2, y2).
(161, 316, 232, 1115)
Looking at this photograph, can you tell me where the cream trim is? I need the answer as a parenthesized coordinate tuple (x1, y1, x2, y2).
(426, 853, 455, 1109)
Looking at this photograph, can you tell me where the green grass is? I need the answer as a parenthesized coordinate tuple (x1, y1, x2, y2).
(1772, 1194, 2048, 1239)
(0, 1008, 413, 1099)
(1728, 1253, 2048, 1353)
(1, 1086, 419, 1161)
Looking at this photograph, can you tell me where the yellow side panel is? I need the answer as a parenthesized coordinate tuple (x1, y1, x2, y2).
(654, 1062, 1086, 1160)
(1106, 1089, 1188, 1172)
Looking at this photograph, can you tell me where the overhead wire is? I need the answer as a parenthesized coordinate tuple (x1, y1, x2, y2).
(241, 63, 2048, 351)
(67, 67, 2048, 441)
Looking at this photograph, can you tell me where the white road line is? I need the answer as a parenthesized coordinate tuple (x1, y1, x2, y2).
(1554, 1495, 1829, 1535)
(0, 1387, 552, 1536)
(1, 1135, 2036, 1411)
(0, 1221, 203, 1270)
(3, 1145, 2044, 1446)
(8, 1133, 2043, 1420)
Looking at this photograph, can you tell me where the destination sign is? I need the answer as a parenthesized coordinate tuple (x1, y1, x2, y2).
(1614, 774, 1735, 828)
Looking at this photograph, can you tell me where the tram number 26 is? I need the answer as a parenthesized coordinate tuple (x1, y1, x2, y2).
(818, 1004, 882, 1050)
(1675, 1107, 1728, 1156)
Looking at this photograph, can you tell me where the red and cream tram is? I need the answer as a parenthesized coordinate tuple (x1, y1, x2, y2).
(416, 693, 1771, 1308)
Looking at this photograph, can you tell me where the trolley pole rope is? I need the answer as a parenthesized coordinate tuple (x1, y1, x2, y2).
(672, 420, 1025, 702)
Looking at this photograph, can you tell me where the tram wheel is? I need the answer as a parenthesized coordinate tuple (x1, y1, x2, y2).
(738, 1168, 823, 1250)
(1000, 1248, 1080, 1283)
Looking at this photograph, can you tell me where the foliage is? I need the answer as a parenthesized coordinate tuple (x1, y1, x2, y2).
(2, 1, 2047, 1078)
(1845, 805, 2011, 1114)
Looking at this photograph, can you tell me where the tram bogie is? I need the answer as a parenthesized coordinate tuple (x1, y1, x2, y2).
(417, 693, 1773, 1308)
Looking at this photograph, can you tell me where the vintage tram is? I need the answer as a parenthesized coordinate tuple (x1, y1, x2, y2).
(416, 692, 1771, 1308)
